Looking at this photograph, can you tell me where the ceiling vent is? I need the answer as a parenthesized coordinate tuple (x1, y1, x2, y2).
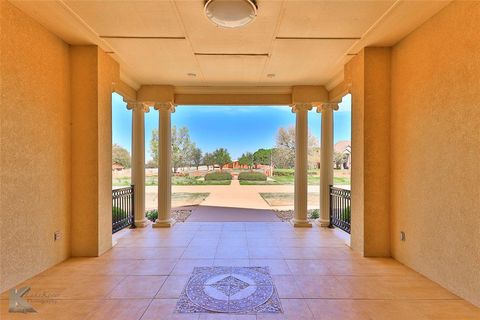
(204, 0, 257, 29)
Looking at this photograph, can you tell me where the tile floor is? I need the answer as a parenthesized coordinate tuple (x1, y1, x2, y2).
(1, 221, 480, 319)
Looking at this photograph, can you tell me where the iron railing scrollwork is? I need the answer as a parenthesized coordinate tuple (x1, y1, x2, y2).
(329, 185, 351, 234)
(112, 185, 135, 233)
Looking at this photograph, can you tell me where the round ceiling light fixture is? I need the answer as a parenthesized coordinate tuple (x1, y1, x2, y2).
(204, 0, 257, 29)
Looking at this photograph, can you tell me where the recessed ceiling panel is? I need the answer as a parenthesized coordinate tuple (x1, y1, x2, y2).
(175, 0, 282, 53)
(104, 38, 202, 85)
(278, 1, 395, 38)
(65, 0, 184, 37)
(196, 55, 268, 85)
(263, 39, 357, 85)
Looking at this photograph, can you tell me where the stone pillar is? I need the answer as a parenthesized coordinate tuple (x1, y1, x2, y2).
(317, 103, 339, 226)
(291, 103, 313, 227)
(152, 103, 176, 228)
(126, 100, 149, 227)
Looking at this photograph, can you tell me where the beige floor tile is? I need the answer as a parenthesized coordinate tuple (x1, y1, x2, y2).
(247, 237, 279, 247)
(214, 259, 250, 267)
(335, 276, 394, 299)
(249, 259, 291, 275)
(4, 220, 480, 319)
(199, 314, 256, 320)
(131, 259, 177, 276)
(108, 275, 167, 298)
(141, 299, 199, 320)
(216, 246, 249, 259)
(249, 246, 283, 259)
(294, 275, 351, 299)
(0, 299, 99, 320)
(414, 300, 480, 319)
(156, 276, 190, 298)
(360, 300, 430, 320)
(103, 247, 185, 260)
(306, 299, 370, 320)
(88, 299, 151, 320)
(23, 274, 125, 299)
(285, 260, 330, 275)
(171, 259, 214, 275)
(272, 275, 303, 298)
(183, 246, 217, 259)
(259, 299, 314, 320)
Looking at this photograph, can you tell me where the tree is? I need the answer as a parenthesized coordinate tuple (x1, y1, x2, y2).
(253, 148, 272, 166)
(213, 148, 231, 171)
(333, 152, 347, 170)
(239, 152, 254, 170)
(112, 143, 131, 168)
(150, 126, 195, 173)
(150, 129, 159, 163)
(203, 152, 215, 171)
(191, 146, 202, 170)
(272, 126, 319, 169)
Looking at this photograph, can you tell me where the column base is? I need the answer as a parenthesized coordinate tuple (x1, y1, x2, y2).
(290, 218, 312, 228)
(152, 218, 176, 228)
(134, 218, 149, 228)
(314, 218, 330, 227)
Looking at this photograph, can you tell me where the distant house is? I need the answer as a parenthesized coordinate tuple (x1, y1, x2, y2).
(112, 162, 124, 171)
(334, 140, 351, 169)
(226, 160, 249, 169)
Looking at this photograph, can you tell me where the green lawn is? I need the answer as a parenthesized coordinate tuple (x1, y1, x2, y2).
(260, 192, 320, 206)
(113, 173, 349, 186)
(239, 180, 281, 185)
(172, 192, 210, 206)
(112, 176, 231, 186)
(239, 175, 350, 186)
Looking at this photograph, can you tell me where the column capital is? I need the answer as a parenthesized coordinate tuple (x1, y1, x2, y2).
(316, 102, 339, 113)
(153, 102, 176, 113)
(291, 103, 313, 113)
(124, 100, 150, 113)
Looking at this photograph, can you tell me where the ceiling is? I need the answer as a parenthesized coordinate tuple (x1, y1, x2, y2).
(11, 0, 451, 90)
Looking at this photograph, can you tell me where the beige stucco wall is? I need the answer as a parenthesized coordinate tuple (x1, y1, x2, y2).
(345, 47, 391, 257)
(70, 47, 118, 256)
(390, 1, 480, 306)
(0, 1, 71, 291)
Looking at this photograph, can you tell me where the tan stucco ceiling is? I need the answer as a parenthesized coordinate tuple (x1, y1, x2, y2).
(11, 0, 450, 90)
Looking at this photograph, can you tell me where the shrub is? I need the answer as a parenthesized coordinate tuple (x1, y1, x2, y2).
(309, 209, 320, 219)
(204, 172, 232, 181)
(238, 172, 267, 181)
(273, 169, 294, 176)
(273, 169, 318, 176)
(146, 209, 158, 222)
(112, 206, 126, 220)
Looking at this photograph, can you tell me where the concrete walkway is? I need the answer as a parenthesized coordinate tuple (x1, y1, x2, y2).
(145, 184, 325, 211)
(187, 206, 280, 222)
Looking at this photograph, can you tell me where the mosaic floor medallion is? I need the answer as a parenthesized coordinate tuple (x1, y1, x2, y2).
(176, 266, 283, 314)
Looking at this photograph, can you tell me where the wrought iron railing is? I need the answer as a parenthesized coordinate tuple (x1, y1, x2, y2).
(329, 185, 351, 233)
(112, 185, 135, 233)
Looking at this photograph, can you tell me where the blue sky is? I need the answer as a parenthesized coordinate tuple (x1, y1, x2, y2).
(112, 93, 351, 160)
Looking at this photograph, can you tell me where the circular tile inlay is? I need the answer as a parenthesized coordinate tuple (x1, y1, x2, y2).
(185, 267, 274, 313)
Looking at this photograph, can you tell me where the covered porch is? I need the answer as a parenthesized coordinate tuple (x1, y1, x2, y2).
(4, 221, 479, 319)
(1, 0, 480, 318)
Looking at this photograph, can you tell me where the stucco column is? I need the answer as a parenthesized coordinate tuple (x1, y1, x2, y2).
(317, 103, 339, 226)
(126, 101, 149, 227)
(152, 103, 176, 228)
(291, 103, 313, 227)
